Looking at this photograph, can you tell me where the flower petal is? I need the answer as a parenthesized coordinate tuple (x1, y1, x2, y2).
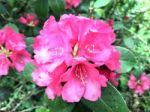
(62, 78, 84, 102)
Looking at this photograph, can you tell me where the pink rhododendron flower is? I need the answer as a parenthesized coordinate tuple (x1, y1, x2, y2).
(0, 54, 10, 76)
(61, 61, 107, 102)
(98, 66, 120, 86)
(128, 73, 150, 95)
(135, 85, 144, 95)
(0, 27, 31, 76)
(65, 0, 80, 9)
(32, 14, 120, 102)
(32, 68, 51, 87)
(140, 73, 150, 90)
(46, 62, 67, 100)
(19, 14, 39, 27)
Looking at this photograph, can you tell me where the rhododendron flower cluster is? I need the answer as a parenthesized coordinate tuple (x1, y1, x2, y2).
(65, 0, 80, 9)
(128, 73, 150, 95)
(19, 14, 39, 27)
(0, 27, 31, 76)
(32, 14, 120, 102)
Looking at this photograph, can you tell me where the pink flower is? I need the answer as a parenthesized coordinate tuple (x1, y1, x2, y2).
(45, 62, 67, 100)
(61, 61, 107, 102)
(65, 0, 80, 9)
(0, 54, 11, 76)
(128, 74, 137, 89)
(140, 73, 150, 90)
(32, 68, 51, 87)
(32, 14, 119, 102)
(135, 85, 144, 95)
(19, 14, 39, 27)
(0, 27, 31, 76)
(10, 50, 31, 72)
(128, 73, 150, 95)
(98, 66, 120, 86)
(3, 27, 26, 51)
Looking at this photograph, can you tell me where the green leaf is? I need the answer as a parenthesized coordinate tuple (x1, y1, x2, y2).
(82, 99, 113, 112)
(36, 106, 50, 112)
(119, 75, 128, 90)
(82, 83, 128, 112)
(25, 37, 34, 53)
(94, 0, 111, 8)
(43, 96, 75, 112)
(123, 37, 134, 48)
(116, 46, 137, 73)
(34, 0, 49, 18)
(5, 23, 19, 32)
(113, 22, 125, 30)
(22, 63, 35, 82)
(0, 87, 12, 101)
(25, 37, 34, 46)
(49, 0, 65, 18)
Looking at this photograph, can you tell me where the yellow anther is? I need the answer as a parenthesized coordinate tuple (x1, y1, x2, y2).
(0, 45, 12, 57)
(72, 43, 79, 57)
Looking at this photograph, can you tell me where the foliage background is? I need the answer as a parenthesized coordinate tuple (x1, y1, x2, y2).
(0, 0, 150, 112)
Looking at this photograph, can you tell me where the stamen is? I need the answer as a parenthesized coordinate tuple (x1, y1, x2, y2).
(0, 46, 12, 57)
(72, 43, 79, 57)
(75, 64, 88, 85)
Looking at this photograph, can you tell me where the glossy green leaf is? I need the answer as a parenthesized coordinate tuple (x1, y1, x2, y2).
(116, 46, 137, 73)
(22, 63, 35, 82)
(49, 0, 65, 18)
(25, 37, 34, 53)
(94, 0, 111, 8)
(34, 0, 49, 18)
(82, 83, 128, 112)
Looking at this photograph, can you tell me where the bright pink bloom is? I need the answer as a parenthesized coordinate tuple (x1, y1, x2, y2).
(128, 73, 150, 95)
(19, 14, 39, 27)
(65, 0, 80, 9)
(62, 61, 107, 102)
(0, 27, 31, 76)
(10, 50, 31, 72)
(105, 47, 120, 70)
(98, 66, 120, 86)
(140, 73, 150, 90)
(32, 14, 119, 102)
(45, 62, 67, 100)
(0, 54, 11, 76)
(3, 27, 26, 51)
(135, 85, 144, 95)
(128, 74, 137, 89)
(32, 68, 51, 87)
